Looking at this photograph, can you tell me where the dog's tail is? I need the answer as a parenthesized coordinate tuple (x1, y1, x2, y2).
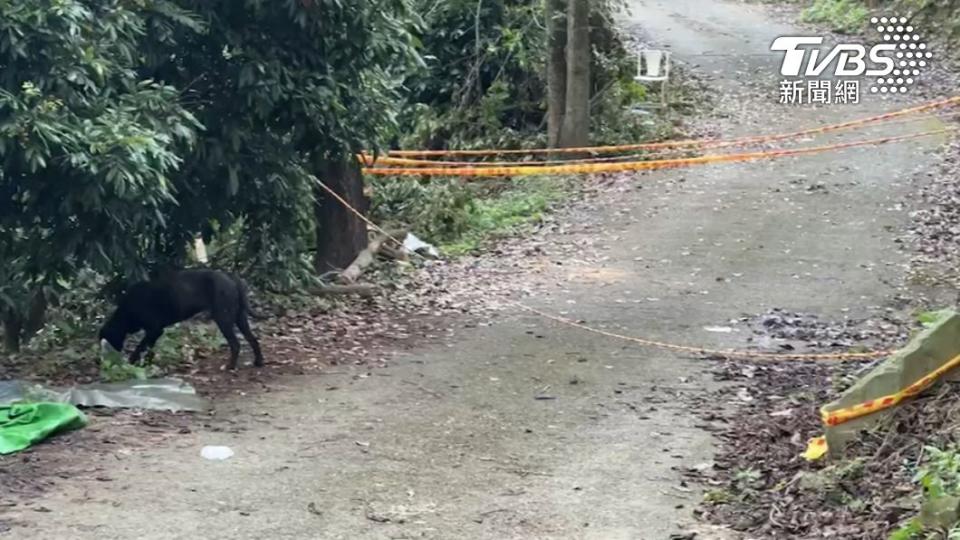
(234, 276, 263, 320)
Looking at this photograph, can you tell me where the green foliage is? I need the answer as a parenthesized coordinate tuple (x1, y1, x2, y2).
(900, 0, 960, 48)
(915, 310, 949, 328)
(916, 446, 960, 501)
(204, 213, 319, 293)
(27, 270, 111, 351)
(370, 175, 571, 255)
(0, 0, 425, 353)
(441, 177, 570, 255)
(97, 322, 224, 382)
(703, 488, 734, 504)
(148, 323, 223, 372)
(401, 0, 645, 150)
(891, 445, 960, 538)
(401, 0, 544, 149)
(99, 348, 150, 382)
(370, 178, 476, 241)
(137, 0, 422, 285)
(0, 1, 206, 351)
(0, 1, 200, 334)
(0, 0, 673, 360)
(890, 518, 923, 540)
(800, 0, 870, 33)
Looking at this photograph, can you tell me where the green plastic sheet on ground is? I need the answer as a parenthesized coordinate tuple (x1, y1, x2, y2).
(0, 402, 87, 455)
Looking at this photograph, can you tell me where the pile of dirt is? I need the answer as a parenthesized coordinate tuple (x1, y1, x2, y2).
(693, 354, 960, 539)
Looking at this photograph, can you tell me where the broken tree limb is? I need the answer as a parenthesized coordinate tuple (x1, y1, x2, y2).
(337, 227, 411, 283)
(339, 233, 391, 284)
(380, 243, 409, 261)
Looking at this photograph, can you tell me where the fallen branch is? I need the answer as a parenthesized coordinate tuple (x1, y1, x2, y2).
(380, 243, 409, 261)
(338, 234, 391, 284)
(338, 228, 410, 284)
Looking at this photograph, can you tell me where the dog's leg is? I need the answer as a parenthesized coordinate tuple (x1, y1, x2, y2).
(214, 314, 241, 370)
(236, 313, 265, 367)
(130, 328, 164, 365)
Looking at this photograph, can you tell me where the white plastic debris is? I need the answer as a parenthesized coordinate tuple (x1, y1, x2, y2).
(201, 446, 234, 461)
(403, 233, 440, 259)
(703, 326, 734, 333)
(194, 236, 209, 264)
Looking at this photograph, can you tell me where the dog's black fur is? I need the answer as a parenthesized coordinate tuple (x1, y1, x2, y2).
(99, 269, 265, 369)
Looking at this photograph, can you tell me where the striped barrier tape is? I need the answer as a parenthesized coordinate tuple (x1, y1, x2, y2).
(821, 352, 960, 426)
(359, 151, 700, 168)
(804, 352, 960, 460)
(363, 129, 955, 177)
(385, 96, 960, 157)
(362, 112, 960, 169)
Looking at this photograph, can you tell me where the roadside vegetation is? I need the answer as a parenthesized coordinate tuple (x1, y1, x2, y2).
(800, 0, 870, 33)
(778, 0, 960, 45)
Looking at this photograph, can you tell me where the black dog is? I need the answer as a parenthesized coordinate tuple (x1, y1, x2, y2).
(99, 269, 265, 369)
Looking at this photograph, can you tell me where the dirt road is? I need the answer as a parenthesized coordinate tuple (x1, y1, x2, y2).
(4, 1, 949, 538)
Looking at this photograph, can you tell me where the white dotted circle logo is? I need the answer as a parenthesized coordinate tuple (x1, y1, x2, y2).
(870, 16, 930, 94)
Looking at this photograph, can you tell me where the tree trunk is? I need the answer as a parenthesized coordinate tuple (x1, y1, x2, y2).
(313, 158, 369, 273)
(2, 309, 22, 353)
(545, 0, 567, 147)
(21, 291, 47, 345)
(558, 0, 591, 148)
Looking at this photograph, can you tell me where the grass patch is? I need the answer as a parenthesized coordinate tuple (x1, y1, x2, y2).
(801, 0, 870, 33)
(371, 175, 575, 257)
(441, 177, 574, 255)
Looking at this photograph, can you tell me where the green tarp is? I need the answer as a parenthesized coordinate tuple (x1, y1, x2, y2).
(0, 402, 87, 455)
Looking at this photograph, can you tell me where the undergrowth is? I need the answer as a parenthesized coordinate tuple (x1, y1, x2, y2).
(370, 175, 575, 255)
(892, 445, 960, 539)
(800, 0, 870, 33)
(98, 323, 226, 382)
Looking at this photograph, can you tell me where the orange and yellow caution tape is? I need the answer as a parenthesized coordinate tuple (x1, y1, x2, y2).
(385, 96, 960, 158)
(359, 150, 701, 168)
(362, 111, 960, 169)
(821, 352, 960, 427)
(804, 351, 960, 460)
(363, 128, 955, 177)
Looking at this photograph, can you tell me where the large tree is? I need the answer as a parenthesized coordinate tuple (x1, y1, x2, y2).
(0, 0, 200, 351)
(0, 0, 422, 352)
(558, 0, 591, 148)
(140, 0, 422, 276)
(545, 0, 567, 147)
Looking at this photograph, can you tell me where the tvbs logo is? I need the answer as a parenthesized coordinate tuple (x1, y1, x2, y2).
(772, 37, 895, 77)
(772, 16, 931, 95)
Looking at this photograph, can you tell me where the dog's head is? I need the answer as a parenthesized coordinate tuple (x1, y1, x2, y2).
(98, 314, 129, 354)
